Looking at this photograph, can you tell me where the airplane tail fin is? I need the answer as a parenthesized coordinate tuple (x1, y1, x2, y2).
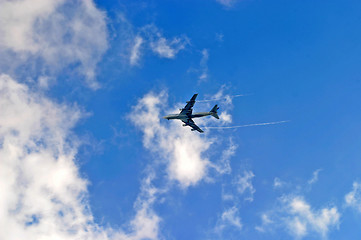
(210, 105, 219, 119)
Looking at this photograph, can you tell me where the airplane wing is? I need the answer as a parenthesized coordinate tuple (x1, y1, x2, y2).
(182, 118, 204, 133)
(179, 94, 198, 116)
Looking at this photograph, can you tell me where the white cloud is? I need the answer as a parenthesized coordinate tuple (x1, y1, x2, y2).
(234, 170, 256, 202)
(129, 90, 240, 239)
(219, 112, 232, 124)
(257, 195, 340, 239)
(122, 22, 189, 66)
(258, 170, 340, 238)
(143, 25, 189, 59)
(0, 74, 100, 240)
(0, 0, 108, 89)
(0, 74, 164, 240)
(285, 196, 340, 238)
(150, 37, 185, 58)
(217, 167, 254, 235)
(345, 181, 361, 213)
(129, 91, 214, 188)
(115, 172, 161, 240)
(0, 2, 167, 239)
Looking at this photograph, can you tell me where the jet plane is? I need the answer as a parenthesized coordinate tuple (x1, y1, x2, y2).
(163, 94, 219, 133)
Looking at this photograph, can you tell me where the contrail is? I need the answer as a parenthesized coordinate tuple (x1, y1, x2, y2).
(203, 120, 289, 129)
(197, 94, 252, 102)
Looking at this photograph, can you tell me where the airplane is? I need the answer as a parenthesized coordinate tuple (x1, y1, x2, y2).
(162, 94, 219, 133)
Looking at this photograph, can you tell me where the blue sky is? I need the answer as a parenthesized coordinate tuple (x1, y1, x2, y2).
(2, 0, 361, 239)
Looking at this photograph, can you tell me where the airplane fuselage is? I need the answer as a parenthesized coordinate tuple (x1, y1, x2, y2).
(163, 112, 212, 120)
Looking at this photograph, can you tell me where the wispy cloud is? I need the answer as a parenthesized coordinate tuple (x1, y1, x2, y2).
(129, 36, 144, 66)
(128, 24, 189, 66)
(256, 196, 340, 238)
(216, 0, 239, 8)
(199, 49, 209, 80)
(149, 36, 187, 59)
(308, 169, 322, 185)
(345, 181, 361, 213)
(255, 214, 273, 232)
(144, 25, 189, 59)
(215, 206, 243, 233)
(284, 196, 340, 238)
(221, 171, 255, 203)
(214, 167, 254, 237)
(186, 49, 210, 82)
(115, 171, 162, 240)
(210, 139, 237, 175)
(273, 177, 285, 189)
(256, 179, 341, 240)
(234, 170, 256, 202)
(256, 169, 341, 238)
(215, 32, 224, 42)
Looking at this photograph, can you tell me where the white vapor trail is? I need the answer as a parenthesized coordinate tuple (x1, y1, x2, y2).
(204, 120, 289, 129)
(197, 94, 251, 102)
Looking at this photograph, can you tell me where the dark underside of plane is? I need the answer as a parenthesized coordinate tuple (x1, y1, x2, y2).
(163, 94, 219, 133)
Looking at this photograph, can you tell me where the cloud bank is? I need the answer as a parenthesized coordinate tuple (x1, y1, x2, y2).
(0, 0, 108, 89)
(0, 74, 166, 240)
(0, 74, 104, 240)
